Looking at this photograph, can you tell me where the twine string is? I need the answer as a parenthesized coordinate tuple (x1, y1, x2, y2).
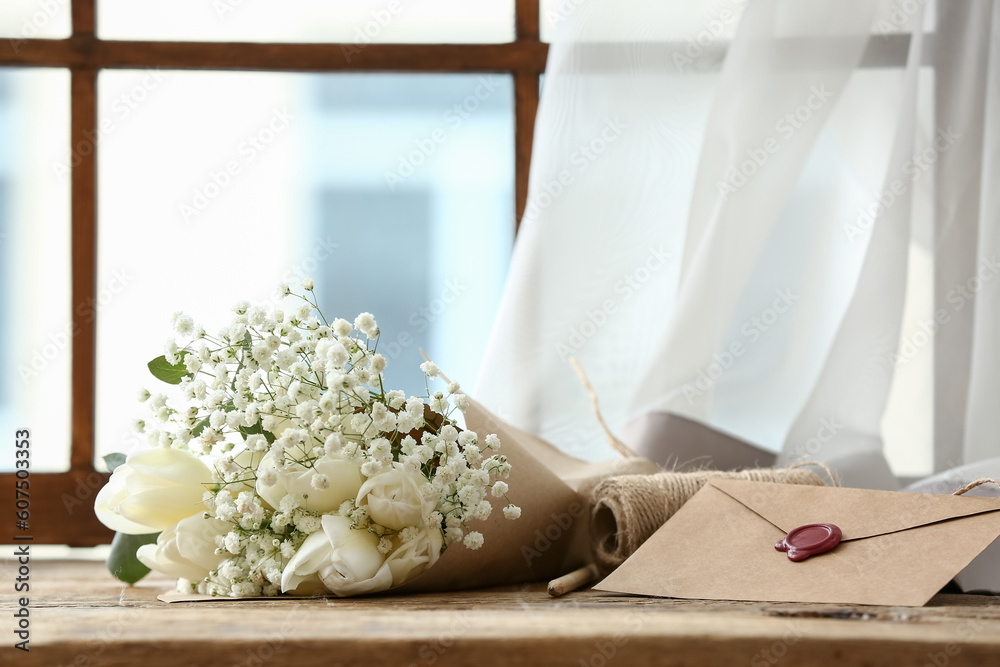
(568, 356, 640, 459)
(953, 478, 1000, 496)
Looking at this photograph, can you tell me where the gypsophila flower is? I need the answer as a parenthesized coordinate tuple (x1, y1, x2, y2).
(331, 318, 352, 337)
(105, 283, 517, 599)
(472, 500, 492, 521)
(294, 514, 321, 534)
(354, 312, 378, 338)
(174, 314, 195, 336)
(257, 467, 278, 487)
(503, 505, 522, 520)
(360, 460, 383, 477)
(463, 531, 484, 550)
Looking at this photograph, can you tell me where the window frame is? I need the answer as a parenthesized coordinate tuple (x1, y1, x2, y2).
(1, 0, 545, 545)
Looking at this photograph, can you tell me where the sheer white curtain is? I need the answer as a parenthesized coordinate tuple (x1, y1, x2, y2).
(476, 0, 1000, 493)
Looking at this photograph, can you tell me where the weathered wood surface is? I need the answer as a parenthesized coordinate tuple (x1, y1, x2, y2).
(1, 559, 1000, 666)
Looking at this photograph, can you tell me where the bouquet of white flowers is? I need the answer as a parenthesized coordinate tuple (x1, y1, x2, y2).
(95, 280, 519, 598)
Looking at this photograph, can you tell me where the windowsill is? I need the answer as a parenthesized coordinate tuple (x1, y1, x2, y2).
(2, 560, 999, 665)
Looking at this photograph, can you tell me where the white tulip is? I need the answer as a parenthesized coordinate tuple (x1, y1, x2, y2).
(255, 452, 364, 513)
(95, 448, 214, 534)
(385, 525, 444, 587)
(356, 463, 435, 530)
(281, 515, 391, 596)
(136, 512, 229, 581)
(281, 517, 445, 596)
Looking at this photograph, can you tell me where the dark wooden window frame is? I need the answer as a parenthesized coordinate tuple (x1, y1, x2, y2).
(1, 0, 546, 545)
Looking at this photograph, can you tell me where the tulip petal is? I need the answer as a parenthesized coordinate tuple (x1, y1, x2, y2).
(117, 486, 208, 531)
(281, 530, 333, 593)
(95, 476, 163, 534)
(125, 448, 213, 485)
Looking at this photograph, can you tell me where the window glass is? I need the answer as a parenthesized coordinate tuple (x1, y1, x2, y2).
(95, 70, 514, 463)
(98, 0, 515, 44)
(0, 0, 71, 40)
(0, 68, 72, 472)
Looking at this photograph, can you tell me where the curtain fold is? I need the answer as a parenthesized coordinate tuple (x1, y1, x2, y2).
(476, 0, 1000, 493)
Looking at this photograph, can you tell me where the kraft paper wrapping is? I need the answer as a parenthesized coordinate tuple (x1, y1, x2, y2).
(161, 395, 656, 602)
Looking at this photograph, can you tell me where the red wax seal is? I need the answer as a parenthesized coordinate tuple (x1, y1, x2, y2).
(775, 523, 842, 561)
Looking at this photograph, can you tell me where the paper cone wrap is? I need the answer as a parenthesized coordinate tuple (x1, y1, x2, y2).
(396, 396, 657, 593)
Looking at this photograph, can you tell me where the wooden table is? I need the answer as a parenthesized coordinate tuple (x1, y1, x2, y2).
(3, 559, 1000, 666)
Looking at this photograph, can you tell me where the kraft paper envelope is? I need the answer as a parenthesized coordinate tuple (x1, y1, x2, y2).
(594, 478, 1000, 606)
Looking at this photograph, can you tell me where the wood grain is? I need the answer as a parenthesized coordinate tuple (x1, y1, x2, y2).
(0, 39, 549, 73)
(1, 560, 999, 666)
(70, 67, 98, 473)
(0, 472, 112, 545)
(515, 71, 540, 228)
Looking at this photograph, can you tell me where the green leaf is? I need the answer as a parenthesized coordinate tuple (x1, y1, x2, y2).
(190, 416, 210, 438)
(239, 420, 276, 444)
(103, 452, 127, 472)
(147, 353, 189, 385)
(107, 531, 159, 585)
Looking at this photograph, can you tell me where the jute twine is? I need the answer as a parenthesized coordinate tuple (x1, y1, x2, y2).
(566, 356, 837, 573)
(588, 466, 828, 572)
(953, 478, 1000, 495)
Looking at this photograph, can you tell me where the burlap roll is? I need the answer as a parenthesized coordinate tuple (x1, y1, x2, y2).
(589, 467, 825, 572)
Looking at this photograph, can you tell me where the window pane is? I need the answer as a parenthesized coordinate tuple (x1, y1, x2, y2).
(0, 69, 71, 472)
(0, 0, 71, 39)
(98, 0, 515, 43)
(96, 71, 513, 463)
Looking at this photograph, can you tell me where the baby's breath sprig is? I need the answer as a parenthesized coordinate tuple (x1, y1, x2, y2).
(134, 278, 519, 597)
